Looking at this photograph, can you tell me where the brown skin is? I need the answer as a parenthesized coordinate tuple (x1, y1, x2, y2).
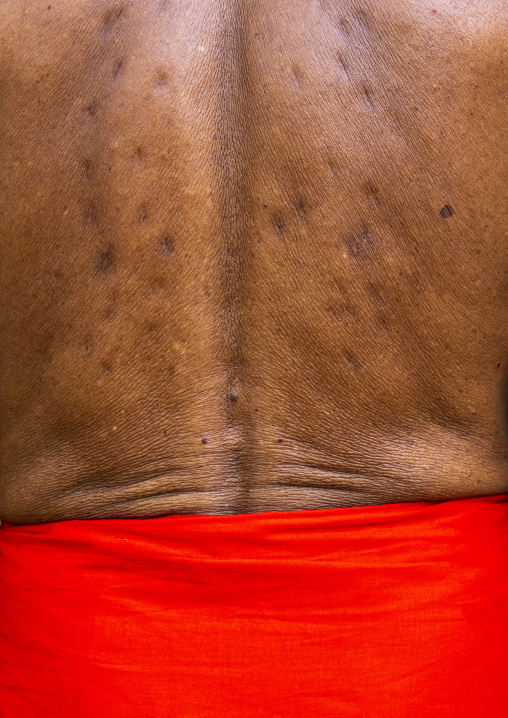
(1, 0, 507, 524)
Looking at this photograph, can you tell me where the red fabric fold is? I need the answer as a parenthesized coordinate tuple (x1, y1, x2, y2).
(1, 495, 507, 717)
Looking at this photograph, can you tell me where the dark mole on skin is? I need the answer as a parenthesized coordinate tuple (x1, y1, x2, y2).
(96, 244, 115, 273)
(87, 101, 99, 117)
(230, 392, 238, 401)
(157, 236, 175, 255)
(201, 436, 208, 444)
(440, 204, 454, 219)
(272, 213, 286, 234)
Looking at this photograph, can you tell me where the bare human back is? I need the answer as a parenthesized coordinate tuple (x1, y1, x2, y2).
(1, 0, 507, 524)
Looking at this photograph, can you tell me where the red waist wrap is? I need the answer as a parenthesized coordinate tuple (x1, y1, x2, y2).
(1, 494, 507, 717)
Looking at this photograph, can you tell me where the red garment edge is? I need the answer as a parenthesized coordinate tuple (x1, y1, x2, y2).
(1, 494, 507, 717)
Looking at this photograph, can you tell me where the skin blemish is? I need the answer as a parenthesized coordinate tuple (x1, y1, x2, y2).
(375, 312, 390, 332)
(102, 6, 125, 34)
(353, 8, 373, 33)
(82, 158, 93, 182)
(367, 281, 387, 306)
(230, 392, 238, 401)
(112, 59, 124, 80)
(103, 302, 117, 323)
(327, 156, 340, 177)
(336, 53, 351, 82)
(134, 147, 146, 164)
(149, 277, 167, 294)
(345, 228, 374, 258)
(338, 17, 352, 36)
(325, 304, 338, 319)
(362, 84, 375, 110)
(154, 70, 170, 91)
(277, 437, 284, 443)
(364, 180, 381, 208)
(344, 351, 361, 373)
(272, 213, 286, 235)
(295, 198, 308, 220)
(137, 203, 149, 224)
(83, 201, 99, 228)
(291, 64, 303, 91)
(157, 236, 175, 256)
(201, 436, 208, 444)
(87, 101, 99, 117)
(96, 244, 115, 273)
(440, 204, 454, 219)
(142, 320, 162, 337)
(100, 360, 113, 375)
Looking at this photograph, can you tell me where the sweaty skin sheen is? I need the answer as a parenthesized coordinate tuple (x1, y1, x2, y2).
(0, 0, 507, 524)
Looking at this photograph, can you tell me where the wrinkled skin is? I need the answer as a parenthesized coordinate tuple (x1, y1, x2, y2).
(1, 0, 507, 524)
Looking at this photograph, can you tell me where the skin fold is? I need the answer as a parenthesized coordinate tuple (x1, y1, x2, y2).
(0, 0, 507, 523)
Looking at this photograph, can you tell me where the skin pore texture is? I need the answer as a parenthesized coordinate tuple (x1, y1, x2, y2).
(0, 0, 507, 524)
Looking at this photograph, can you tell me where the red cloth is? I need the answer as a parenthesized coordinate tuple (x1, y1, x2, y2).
(0, 495, 507, 717)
